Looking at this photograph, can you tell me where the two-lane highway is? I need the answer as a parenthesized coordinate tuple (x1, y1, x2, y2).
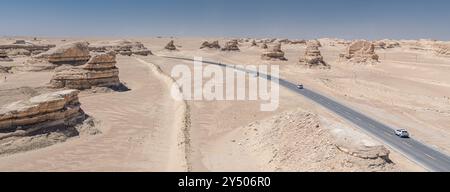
(162, 56, 450, 172)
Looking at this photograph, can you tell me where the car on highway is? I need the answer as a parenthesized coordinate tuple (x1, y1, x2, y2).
(297, 84, 304, 89)
(395, 129, 410, 138)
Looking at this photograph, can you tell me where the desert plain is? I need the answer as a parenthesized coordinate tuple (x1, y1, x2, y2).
(1, 36, 450, 172)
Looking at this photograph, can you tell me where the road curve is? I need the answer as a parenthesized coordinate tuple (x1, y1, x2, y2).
(162, 56, 450, 172)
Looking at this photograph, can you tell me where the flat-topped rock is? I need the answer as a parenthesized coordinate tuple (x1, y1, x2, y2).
(261, 43, 287, 61)
(0, 90, 85, 131)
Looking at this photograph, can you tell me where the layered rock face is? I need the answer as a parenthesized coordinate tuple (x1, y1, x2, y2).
(0, 42, 55, 56)
(221, 40, 240, 51)
(0, 50, 13, 62)
(36, 42, 91, 65)
(165, 40, 177, 51)
(51, 52, 121, 90)
(261, 43, 287, 61)
(340, 41, 379, 64)
(200, 41, 221, 49)
(0, 90, 85, 133)
(89, 40, 152, 56)
(300, 41, 328, 68)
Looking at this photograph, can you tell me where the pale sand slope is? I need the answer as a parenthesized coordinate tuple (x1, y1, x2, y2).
(0, 56, 184, 171)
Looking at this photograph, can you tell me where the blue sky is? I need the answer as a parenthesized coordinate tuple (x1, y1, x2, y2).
(1, 0, 449, 40)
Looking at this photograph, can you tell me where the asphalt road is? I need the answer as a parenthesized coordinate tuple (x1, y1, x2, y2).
(162, 56, 450, 172)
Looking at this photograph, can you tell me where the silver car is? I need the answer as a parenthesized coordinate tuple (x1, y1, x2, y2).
(395, 129, 410, 138)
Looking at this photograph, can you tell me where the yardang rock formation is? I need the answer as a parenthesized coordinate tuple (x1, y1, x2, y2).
(340, 40, 379, 64)
(261, 43, 287, 61)
(300, 41, 329, 68)
(0, 90, 85, 132)
(50, 51, 121, 90)
(36, 42, 91, 65)
(89, 40, 152, 56)
(221, 40, 240, 51)
(200, 41, 221, 49)
(0, 50, 13, 62)
(165, 40, 177, 51)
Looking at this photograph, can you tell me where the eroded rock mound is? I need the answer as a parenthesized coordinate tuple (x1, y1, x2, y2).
(50, 52, 121, 90)
(200, 41, 221, 49)
(0, 90, 85, 132)
(300, 41, 329, 68)
(0, 41, 55, 56)
(221, 40, 240, 51)
(374, 40, 401, 49)
(0, 50, 13, 62)
(165, 40, 177, 51)
(0, 90, 99, 155)
(89, 40, 152, 56)
(340, 40, 379, 64)
(36, 42, 91, 65)
(261, 43, 287, 61)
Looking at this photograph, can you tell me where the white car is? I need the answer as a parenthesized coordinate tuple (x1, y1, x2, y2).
(395, 129, 410, 138)
(297, 84, 304, 89)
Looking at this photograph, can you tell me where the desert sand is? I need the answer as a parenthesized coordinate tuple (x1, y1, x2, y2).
(2, 36, 449, 171)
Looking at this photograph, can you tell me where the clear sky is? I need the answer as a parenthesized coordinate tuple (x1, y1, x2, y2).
(1, 0, 449, 40)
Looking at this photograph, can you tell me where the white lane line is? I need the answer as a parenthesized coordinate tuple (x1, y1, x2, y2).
(425, 153, 437, 161)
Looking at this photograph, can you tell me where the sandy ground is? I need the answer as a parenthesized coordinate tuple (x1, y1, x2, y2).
(0, 56, 185, 171)
(2, 37, 448, 171)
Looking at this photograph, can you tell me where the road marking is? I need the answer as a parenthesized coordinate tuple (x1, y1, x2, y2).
(425, 153, 437, 160)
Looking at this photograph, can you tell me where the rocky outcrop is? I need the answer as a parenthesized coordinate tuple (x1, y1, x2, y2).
(200, 41, 221, 49)
(374, 40, 401, 49)
(36, 42, 91, 65)
(340, 41, 379, 64)
(0, 90, 85, 132)
(221, 40, 240, 51)
(290, 40, 307, 45)
(433, 43, 450, 56)
(261, 43, 287, 61)
(0, 50, 13, 62)
(300, 41, 329, 68)
(0, 42, 55, 56)
(50, 52, 121, 90)
(89, 40, 152, 56)
(261, 43, 268, 49)
(165, 40, 177, 51)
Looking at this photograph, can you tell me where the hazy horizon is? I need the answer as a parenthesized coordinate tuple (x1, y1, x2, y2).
(1, 0, 450, 40)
